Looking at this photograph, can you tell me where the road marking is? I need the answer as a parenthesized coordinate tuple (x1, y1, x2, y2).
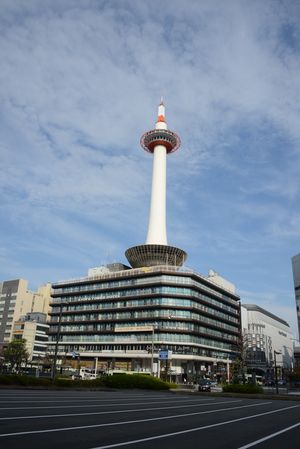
(0, 399, 240, 420)
(238, 422, 300, 448)
(88, 404, 300, 449)
(0, 394, 172, 402)
(0, 397, 205, 405)
(0, 397, 212, 410)
(0, 401, 270, 437)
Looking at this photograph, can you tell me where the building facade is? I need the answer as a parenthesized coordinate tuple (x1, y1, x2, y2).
(241, 304, 294, 378)
(13, 312, 49, 362)
(0, 279, 51, 350)
(48, 264, 240, 381)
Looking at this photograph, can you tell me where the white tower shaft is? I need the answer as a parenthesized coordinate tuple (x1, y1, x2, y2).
(146, 101, 168, 245)
(125, 99, 186, 269)
(146, 144, 167, 244)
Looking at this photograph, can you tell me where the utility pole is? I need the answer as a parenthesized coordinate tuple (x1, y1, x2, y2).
(274, 350, 281, 394)
(51, 303, 63, 382)
(151, 326, 154, 376)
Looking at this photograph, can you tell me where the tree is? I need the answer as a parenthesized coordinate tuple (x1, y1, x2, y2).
(288, 366, 300, 385)
(231, 333, 247, 384)
(3, 339, 29, 373)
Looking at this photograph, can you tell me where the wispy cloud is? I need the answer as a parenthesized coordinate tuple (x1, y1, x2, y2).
(0, 0, 299, 330)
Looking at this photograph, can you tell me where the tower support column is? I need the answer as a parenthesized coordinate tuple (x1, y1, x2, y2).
(146, 145, 167, 245)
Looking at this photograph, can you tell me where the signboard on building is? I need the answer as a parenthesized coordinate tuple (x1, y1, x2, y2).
(115, 326, 154, 333)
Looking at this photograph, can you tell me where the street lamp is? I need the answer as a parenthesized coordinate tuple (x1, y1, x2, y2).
(51, 302, 63, 381)
(226, 357, 230, 383)
(151, 326, 154, 375)
(274, 350, 281, 394)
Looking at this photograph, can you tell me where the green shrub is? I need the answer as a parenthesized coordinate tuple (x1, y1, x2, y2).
(222, 383, 264, 394)
(0, 373, 173, 390)
(0, 374, 51, 386)
(101, 373, 171, 390)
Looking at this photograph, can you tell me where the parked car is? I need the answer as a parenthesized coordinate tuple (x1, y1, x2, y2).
(198, 379, 212, 392)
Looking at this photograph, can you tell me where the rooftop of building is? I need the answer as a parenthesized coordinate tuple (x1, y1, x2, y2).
(242, 303, 289, 328)
(52, 263, 240, 300)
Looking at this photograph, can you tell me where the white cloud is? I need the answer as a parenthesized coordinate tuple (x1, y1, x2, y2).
(0, 0, 299, 329)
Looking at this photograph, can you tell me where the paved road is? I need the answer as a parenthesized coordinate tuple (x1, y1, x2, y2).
(0, 389, 300, 449)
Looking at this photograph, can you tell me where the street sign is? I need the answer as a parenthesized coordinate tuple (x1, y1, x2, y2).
(159, 350, 172, 360)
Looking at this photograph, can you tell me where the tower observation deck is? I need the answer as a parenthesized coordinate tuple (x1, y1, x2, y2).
(125, 100, 187, 268)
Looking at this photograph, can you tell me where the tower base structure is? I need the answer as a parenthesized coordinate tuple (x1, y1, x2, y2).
(125, 244, 187, 269)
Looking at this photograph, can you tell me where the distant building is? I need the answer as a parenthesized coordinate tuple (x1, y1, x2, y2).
(241, 304, 294, 377)
(32, 283, 52, 315)
(0, 279, 51, 350)
(291, 253, 300, 339)
(13, 312, 49, 361)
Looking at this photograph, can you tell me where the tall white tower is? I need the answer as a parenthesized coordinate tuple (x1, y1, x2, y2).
(126, 101, 187, 268)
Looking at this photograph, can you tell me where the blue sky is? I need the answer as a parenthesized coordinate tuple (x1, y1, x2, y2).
(0, 0, 299, 337)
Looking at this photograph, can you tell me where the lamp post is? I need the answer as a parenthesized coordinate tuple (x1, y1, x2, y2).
(226, 357, 230, 383)
(51, 302, 63, 382)
(274, 350, 281, 394)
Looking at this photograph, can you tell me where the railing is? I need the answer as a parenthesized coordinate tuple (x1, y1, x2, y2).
(52, 265, 240, 304)
(52, 265, 236, 293)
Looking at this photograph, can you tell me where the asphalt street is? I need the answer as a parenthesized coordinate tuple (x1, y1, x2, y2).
(0, 389, 299, 449)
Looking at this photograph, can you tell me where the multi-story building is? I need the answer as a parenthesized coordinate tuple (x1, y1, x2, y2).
(49, 264, 240, 381)
(292, 253, 300, 339)
(241, 304, 294, 377)
(13, 312, 49, 362)
(0, 279, 51, 350)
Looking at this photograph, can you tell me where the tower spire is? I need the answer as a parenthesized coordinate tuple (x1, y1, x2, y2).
(156, 99, 166, 128)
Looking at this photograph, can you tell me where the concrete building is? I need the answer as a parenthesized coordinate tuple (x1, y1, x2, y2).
(291, 253, 300, 339)
(49, 264, 240, 380)
(13, 312, 49, 362)
(0, 279, 51, 350)
(48, 102, 241, 381)
(32, 283, 52, 315)
(241, 304, 294, 378)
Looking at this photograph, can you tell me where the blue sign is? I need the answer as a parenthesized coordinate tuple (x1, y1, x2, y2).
(159, 350, 172, 360)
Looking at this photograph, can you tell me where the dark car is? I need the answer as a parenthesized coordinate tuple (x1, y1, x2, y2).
(198, 379, 211, 392)
(264, 380, 275, 387)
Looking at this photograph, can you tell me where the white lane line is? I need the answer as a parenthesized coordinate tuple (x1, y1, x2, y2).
(0, 393, 170, 400)
(238, 422, 300, 448)
(0, 399, 241, 421)
(0, 397, 212, 411)
(0, 401, 271, 437)
(0, 396, 178, 404)
(0, 397, 200, 404)
(88, 404, 300, 449)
